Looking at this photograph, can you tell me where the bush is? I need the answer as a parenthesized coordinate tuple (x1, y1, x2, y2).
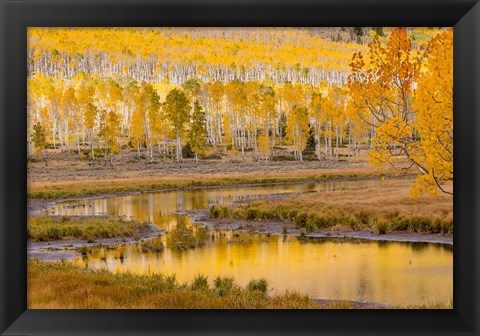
(214, 276, 237, 297)
(230, 208, 245, 219)
(209, 205, 229, 219)
(390, 217, 409, 231)
(356, 210, 372, 224)
(305, 216, 317, 232)
(191, 275, 210, 291)
(246, 208, 258, 220)
(373, 218, 389, 235)
(408, 216, 425, 232)
(294, 212, 308, 228)
(441, 219, 453, 234)
(46, 227, 61, 240)
(347, 216, 358, 230)
(246, 278, 269, 294)
(182, 142, 195, 158)
(164, 275, 178, 290)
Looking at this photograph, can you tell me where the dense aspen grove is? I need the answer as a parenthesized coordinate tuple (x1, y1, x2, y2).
(27, 27, 452, 195)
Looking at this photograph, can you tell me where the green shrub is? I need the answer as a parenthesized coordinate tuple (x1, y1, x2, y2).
(214, 276, 237, 297)
(347, 216, 358, 230)
(315, 216, 329, 228)
(440, 218, 453, 234)
(390, 217, 409, 231)
(191, 275, 210, 291)
(294, 212, 308, 227)
(230, 208, 245, 218)
(356, 210, 372, 224)
(46, 227, 61, 240)
(246, 208, 258, 220)
(182, 142, 195, 158)
(408, 216, 423, 232)
(246, 278, 269, 294)
(374, 219, 389, 235)
(305, 216, 316, 232)
(209, 205, 222, 219)
(164, 275, 178, 290)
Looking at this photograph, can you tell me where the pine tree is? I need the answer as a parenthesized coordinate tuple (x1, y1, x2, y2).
(189, 101, 207, 162)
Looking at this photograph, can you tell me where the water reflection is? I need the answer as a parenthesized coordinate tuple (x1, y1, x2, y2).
(49, 180, 453, 306)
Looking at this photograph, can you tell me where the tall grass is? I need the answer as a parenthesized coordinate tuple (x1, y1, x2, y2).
(209, 202, 453, 235)
(167, 225, 208, 251)
(27, 260, 450, 309)
(28, 216, 152, 241)
(28, 260, 317, 309)
(209, 180, 453, 235)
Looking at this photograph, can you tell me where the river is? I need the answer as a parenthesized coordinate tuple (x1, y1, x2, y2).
(47, 180, 453, 306)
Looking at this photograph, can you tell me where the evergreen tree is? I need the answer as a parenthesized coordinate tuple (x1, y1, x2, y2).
(189, 101, 207, 162)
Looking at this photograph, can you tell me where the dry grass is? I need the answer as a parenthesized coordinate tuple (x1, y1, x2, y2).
(28, 260, 451, 309)
(27, 216, 151, 241)
(28, 168, 394, 199)
(28, 260, 317, 309)
(210, 179, 453, 234)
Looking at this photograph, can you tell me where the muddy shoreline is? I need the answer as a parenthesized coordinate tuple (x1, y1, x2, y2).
(311, 298, 392, 309)
(28, 223, 164, 261)
(28, 174, 416, 215)
(190, 211, 453, 245)
(29, 176, 451, 250)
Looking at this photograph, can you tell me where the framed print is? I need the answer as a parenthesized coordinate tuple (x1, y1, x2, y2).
(1, 0, 479, 335)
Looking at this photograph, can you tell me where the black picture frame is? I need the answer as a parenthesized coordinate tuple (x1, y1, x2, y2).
(1, 0, 479, 335)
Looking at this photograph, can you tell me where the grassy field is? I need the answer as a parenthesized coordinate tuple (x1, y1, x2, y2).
(27, 260, 452, 309)
(28, 260, 317, 309)
(28, 148, 417, 200)
(28, 169, 393, 199)
(27, 216, 152, 241)
(209, 180, 453, 234)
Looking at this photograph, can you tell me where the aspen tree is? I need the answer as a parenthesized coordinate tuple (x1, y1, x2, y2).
(164, 88, 190, 162)
(286, 105, 310, 161)
(100, 111, 122, 164)
(31, 122, 48, 166)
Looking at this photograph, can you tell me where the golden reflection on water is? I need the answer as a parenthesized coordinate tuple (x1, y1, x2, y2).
(51, 181, 453, 306)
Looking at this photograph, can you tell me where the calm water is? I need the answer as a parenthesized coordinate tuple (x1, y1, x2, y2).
(49, 180, 453, 306)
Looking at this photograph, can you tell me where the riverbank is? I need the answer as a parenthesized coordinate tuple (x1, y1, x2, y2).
(27, 259, 317, 309)
(199, 179, 453, 244)
(28, 159, 401, 199)
(27, 174, 401, 216)
(29, 178, 452, 246)
(26, 178, 453, 308)
(27, 216, 163, 260)
(27, 260, 451, 309)
(194, 215, 453, 245)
